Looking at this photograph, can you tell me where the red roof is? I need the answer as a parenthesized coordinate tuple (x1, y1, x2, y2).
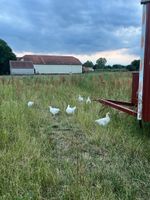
(9, 61, 34, 69)
(21, 55, 82, 65)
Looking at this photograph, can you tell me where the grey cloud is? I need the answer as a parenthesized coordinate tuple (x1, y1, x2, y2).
(0, 0, 142, 55)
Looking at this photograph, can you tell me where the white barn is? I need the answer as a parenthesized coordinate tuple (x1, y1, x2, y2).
(9, 61, 34, 75)
(21, 55, 82, 74)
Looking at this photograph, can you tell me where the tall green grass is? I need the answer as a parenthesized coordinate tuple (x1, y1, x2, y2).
(0, 73, 150, 200)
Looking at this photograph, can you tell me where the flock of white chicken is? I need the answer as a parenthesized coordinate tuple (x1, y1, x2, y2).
(27, 95, 110, 126)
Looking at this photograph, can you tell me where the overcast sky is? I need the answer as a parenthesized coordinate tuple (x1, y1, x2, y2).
(0, 0, 142, 65)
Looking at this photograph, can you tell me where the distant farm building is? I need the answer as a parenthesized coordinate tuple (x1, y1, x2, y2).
(19, 55, 82, 74)
(82, 66, 94, 73)
(9, 61, 34, 75)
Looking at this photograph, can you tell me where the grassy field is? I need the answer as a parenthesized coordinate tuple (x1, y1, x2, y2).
(0, 72, 150, 200)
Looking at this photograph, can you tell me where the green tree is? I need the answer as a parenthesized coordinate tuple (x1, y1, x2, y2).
(83, 60, 94, 68)
(131, 60, 140, 71)
(112, 64, 125, 69)
(0, 39, 16, 75)
(95, 57, 107, 69)
(126, 60, 140, 71)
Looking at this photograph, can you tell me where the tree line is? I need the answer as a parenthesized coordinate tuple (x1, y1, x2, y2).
(0, 38, 140, 75)
(83, 58, 140, 71)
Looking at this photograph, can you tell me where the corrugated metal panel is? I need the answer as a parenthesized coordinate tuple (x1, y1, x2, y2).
(34, 65, 82, 74)
(11, 68, 34, 75)
(23, 55, 82, 65)
(142, 3, 150, 122)
(10, 61, 34, 69)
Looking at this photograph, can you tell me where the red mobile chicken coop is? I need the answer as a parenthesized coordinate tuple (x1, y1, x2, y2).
(97, 0, 150, 122)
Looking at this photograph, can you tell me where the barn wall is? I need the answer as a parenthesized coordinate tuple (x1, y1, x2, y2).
(34, 65, 82, 74)
(11, 68, 34, 75)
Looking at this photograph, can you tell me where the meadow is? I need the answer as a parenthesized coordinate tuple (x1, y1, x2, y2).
(0, 72, 150, 200)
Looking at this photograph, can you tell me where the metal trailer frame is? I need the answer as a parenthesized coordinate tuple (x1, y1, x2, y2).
(96, 0, 150, 122)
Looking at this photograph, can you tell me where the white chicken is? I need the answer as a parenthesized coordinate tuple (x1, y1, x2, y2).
(78, 95, 84, 102)
(27, 101, 34, 107)
(49, 106, 60, 116)
(86, 97, 91, 104)
(66, 105, 76, 114)
(95, 112, 110, 126)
